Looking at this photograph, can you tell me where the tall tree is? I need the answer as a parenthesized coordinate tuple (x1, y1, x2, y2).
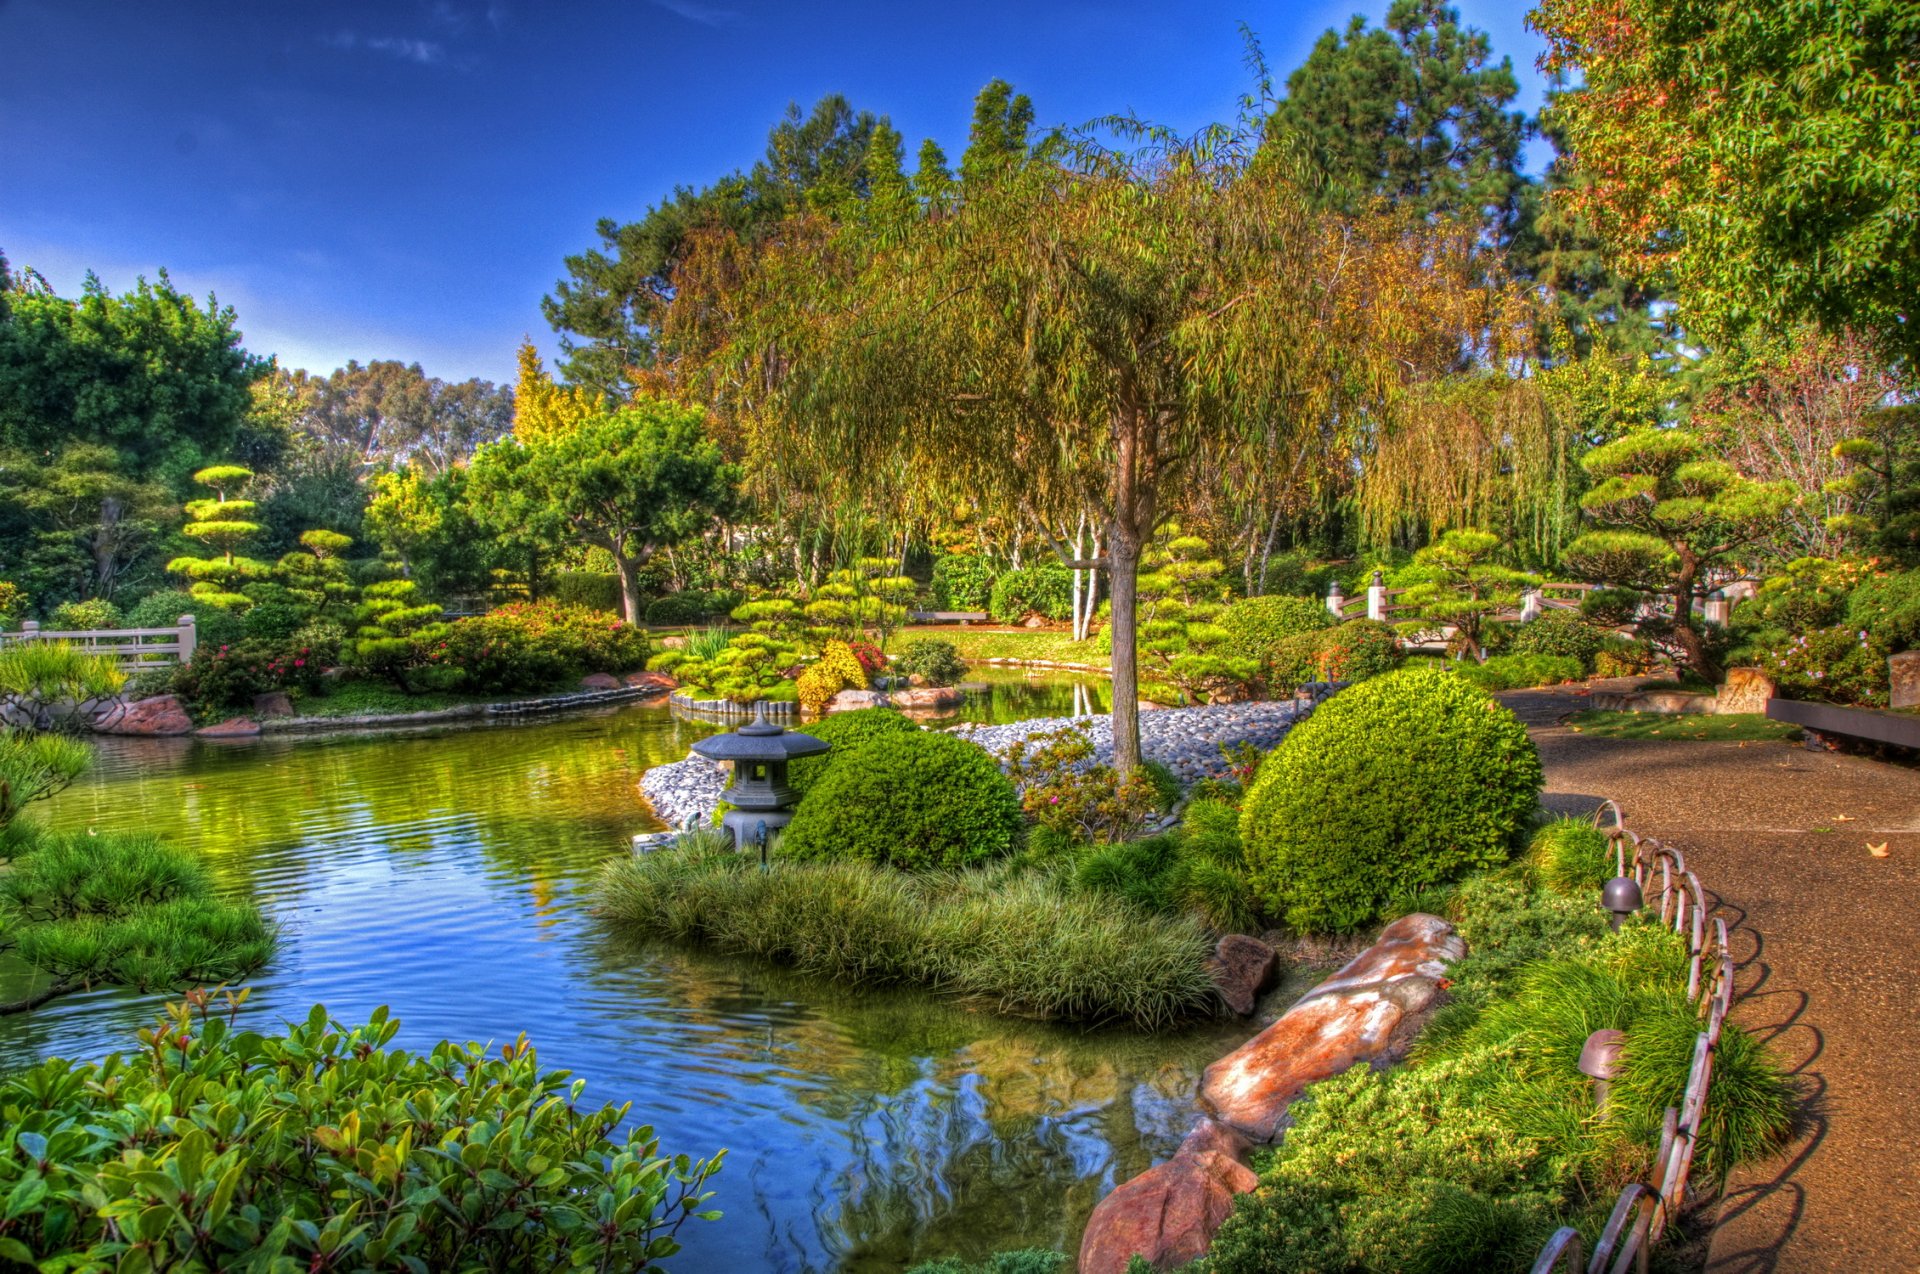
(292, 360, 511, 474)
(1268, 1, 1529, 241)
(1533, 0, 1920, 364)
(468, 400, 733, 624)
(544, 96, 884, 396)
(672, 104, 1515, 772)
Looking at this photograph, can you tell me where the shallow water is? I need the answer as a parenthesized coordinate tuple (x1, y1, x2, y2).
(5, 669, 1243, 1273)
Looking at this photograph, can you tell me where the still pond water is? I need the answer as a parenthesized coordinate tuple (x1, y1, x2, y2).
(6, 669, 1248, 1273)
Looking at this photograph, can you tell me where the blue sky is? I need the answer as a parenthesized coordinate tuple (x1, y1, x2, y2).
(0, 0, 1552, 386)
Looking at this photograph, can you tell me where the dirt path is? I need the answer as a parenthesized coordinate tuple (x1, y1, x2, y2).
(1501, 689, 1920, 1272)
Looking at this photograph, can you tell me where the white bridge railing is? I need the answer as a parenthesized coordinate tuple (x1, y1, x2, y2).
(0, 615, 198, 670)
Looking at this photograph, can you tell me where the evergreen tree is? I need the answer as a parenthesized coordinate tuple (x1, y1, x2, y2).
(1268, 0, 1528, 241)
(167, 465, 267, 612)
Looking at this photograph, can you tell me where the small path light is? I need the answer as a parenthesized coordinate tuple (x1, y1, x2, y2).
(1578, 1029, 1626, 1108)
(1601, 837, 1643, 931)
(689, 702, 831, 851)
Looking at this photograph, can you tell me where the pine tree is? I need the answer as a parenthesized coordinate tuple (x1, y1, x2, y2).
(512, 340, 599, 442)
(167, 465, 266, 611)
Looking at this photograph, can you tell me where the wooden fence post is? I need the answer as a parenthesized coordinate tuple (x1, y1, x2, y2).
(178, 614, 197, 664)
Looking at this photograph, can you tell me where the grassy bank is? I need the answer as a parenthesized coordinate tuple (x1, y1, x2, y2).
(1565, 710, 1801, 742)
(912, 626, 1110, 668)
(594, 839, 1216, 1028)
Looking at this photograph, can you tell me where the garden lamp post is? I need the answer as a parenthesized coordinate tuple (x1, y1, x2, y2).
(1578, 1029, 1626, 1108)
(1601, 837, 1643, 931)
(690, 703, 831, 852)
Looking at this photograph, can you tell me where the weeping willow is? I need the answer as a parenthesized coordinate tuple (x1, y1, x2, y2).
(1357, 372, 1580, 564)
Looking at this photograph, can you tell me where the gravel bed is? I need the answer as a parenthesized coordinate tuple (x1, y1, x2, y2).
(639, 700, 1310, 829)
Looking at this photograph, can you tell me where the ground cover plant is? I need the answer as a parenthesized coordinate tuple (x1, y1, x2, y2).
(1241, 667, 1543, 932)
(1564, 711, 1802, 743)
(595, 837, 1217, 1028)
(1196, 822, 1796, 1274)
(1454, 652, 1586, 693)
(0, 995, 723, 1269)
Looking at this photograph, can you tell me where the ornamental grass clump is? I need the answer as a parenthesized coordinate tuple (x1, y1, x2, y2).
(1527, 818, 1615, 897)
(1241, 667, 1542, 933)
(780, 729, 1023, 869)
(594, 845, 1216, 1028)
(0, 995, 723, 1270)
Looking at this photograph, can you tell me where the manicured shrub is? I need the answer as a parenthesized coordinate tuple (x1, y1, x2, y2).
(930, 553, 998, 612)
(1220, 595, 1335, 665)
(988, 564, 1074, 623)
(550, 570, 625, 614)
(795, 639, 871, 712)
(1754, 626, 1890, 706)
(1455, 652, 1585, 692)
(646, 592, 710, 626)
(1507, 610, 1608, 671)
(892, 637, 969, 686)
(1579, 586, 1643, 627)
(239, 598, 306, 642)
(781, 730, 1023, 869)
(0, 998, 721, 1270)
(1266, 618, 1404, 693)
(1847, 566, 1920, 652)
(1241, 668, 1542, 933)
(125, 589, 243, 649)
(47, 598, 122, 630)
(786, 707, 920, 798)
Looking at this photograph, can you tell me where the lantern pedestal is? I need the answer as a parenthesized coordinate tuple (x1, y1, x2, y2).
(689, 703, 832, 850)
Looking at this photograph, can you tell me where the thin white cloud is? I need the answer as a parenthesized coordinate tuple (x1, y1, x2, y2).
(320, 29, 447, 66)
(651, 0, 738, 28)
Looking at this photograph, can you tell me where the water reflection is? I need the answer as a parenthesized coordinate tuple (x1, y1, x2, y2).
(9, 669, 1231, 1272)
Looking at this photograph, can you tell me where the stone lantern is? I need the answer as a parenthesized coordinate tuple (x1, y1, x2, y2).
(689, 703, 831, 849)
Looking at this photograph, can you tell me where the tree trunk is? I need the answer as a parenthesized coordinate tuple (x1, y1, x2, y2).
(1108, 522, 1144, 776)
(614, 553, 644, 625)
(1668, 556, 1718, 678)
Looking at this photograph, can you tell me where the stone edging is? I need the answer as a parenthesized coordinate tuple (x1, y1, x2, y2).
(259, 683, 669, 734)
(667, 692, 799, 719)
(1078, 913, 1464, 1274)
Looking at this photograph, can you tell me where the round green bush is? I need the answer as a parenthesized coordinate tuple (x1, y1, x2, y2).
(1267, 619, 1403, 692)
(1507, 610, 1607, 671)
(780, 730, 1023, 869)
(644, 593, 708, 626)
(1241, 667, 1543, 933)
(48, 597, 123, 630)
(786, 706, 922, 797)
(892, 637, 969, 687)
(931, 554, 998, 612)
(988, 565, 1074, 623)
(1219, 595, 1334, 677)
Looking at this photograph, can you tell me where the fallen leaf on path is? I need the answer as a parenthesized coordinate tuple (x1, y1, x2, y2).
(1869, 842, 1891, 858)
(1835, 814, 1855, 822)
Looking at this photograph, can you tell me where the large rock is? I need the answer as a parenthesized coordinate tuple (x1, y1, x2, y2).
(1209, 934, 1279, 1016)
(93, 694, 193, 737)
(1078, 1119, 1258, 1274)
(1891, 652, 1920, 711)
(579, 672, 622, 691)
(1714, 667, 1776, 715)
(252, 691, 295, 718)
(196, 717, 261, 739)
(1198, 913, 1460, 1143)
(825, 689, 887, 713)
(888, 685, 965, 709)
(623, 671, 676, 694)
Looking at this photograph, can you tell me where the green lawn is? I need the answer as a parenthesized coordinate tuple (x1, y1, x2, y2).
(1563, 710, 1802, 742)
(913, 625, 1109, 668)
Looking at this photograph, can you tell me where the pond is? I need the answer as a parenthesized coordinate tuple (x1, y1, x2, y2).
(5, 668, 1247, 1273)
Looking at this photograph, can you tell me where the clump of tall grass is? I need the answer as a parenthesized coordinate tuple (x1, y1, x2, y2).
(1074, 798, 1259, 933)
(595, 841, 1217, 1029)
(1527, 817, 1616, 896)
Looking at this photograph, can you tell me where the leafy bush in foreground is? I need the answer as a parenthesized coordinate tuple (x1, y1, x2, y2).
(595, 846, 1216, 1027)
(1241, 668, 1542, 933)
(0, 997, 723, 1269)
(908, 1249, 1067, 1274)
(781, 730, 1023, 869)
(1527, 818, 1615, 897)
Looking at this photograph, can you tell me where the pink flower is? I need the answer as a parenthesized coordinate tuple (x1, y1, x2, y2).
(294, 659, 305, 667)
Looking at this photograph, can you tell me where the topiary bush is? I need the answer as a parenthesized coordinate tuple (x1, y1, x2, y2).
(780, 730, 1023, 869)
(1266, 619, 1404, 693)
(1507, 610, 1608, 672)
(550, 570, 625, 614)
(786, 707, 921, 798)
(645, 593, 709, 626)
(988, 565, 1074, 624)
(892, 638, 968, 687)
(1241, 667, 1543, 933)
(1219, 595, 1334, 688)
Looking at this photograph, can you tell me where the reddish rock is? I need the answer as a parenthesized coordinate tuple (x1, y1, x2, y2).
(1209, 934, 1279, 1016)
(196, 717, 262, 739)
(888, 685, 964, 709)
(1198, 990, 1405, 1142)
(623, 671, 676, 693)
(94, 694, 193, 737)
(825, 689, 887, 713)
(1199, 914, 1461, 1142)
(1714, 667, 1776, 715)
(252, 691, 295, 718)
(1022, 615, 1045, 629)
(580, 672, 622, 690)
(1079, 1120, 1258, 1274)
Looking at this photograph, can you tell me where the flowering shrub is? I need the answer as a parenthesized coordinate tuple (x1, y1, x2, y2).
(1001, 723, 1161, 844)
(796, 640, 872, 712)
(1756, 627, 1890, 706)
(847, 639, 887, 679)
(174, 638, 328, 711)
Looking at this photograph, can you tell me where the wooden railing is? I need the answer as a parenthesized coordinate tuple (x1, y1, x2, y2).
(0, 616, 198, 670)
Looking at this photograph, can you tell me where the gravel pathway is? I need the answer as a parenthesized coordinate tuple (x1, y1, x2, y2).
(640, 700, 1309, 829)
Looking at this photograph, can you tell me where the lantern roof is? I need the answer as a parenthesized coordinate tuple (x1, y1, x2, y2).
(689, 702, 832, 763)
